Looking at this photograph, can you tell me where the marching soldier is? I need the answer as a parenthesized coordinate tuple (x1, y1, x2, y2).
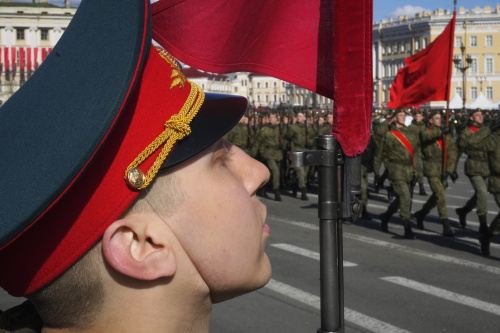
(455, 109, 495, 233)
(408, 109, 428, 196)
(373, 110, 394, 193)
(414, 110, 457, 236)
(374, 109, 419, 239)
(224, 114, 252, 156)
(319, 112, 333, 135)
(286, 111, 313, 200)
(480, 121, 500, 256)
(252, 112, 284, 201)
(361, 136, 376, 220)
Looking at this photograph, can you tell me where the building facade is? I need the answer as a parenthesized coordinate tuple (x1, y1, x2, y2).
(0, 0, 76, 103)
(373, 5, 500, 109)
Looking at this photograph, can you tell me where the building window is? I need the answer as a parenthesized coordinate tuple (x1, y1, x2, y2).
(455, 36, 462, 48)
(257, 82, 260, 89)
(470, 36, 477, 47)
(257, 95, 261, 102)
(281, 94, 286, 102)
(486, 58, 494, 73)
(234, 87, 238, 93)
(486, 35, 493, 47)
(386, 45, 391, 54)
(393, 44, 397, 53)
(265, 94, 269, 102)
(422, 38, 428, 48)
(201, 83, 205, 90)
(471, 87, 477, 100)
(400, 42, 405, 52)
(487, 86, 493, 100)
(265, 82, 269, 88)
(41, 29, 49, 41)
(273, 94, 277, 102)
(470, 58, 478, 73)
(415, 40, 420, 51)
(456, 87, 462, 98)
(273, 82, 277, 88)
(16, 28, 25, 40)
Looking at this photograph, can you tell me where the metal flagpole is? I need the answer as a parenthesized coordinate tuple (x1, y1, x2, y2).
(288, 134, 362, 333)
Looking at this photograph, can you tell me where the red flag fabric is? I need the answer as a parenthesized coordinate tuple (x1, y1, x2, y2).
(42, 48, 47, 62)
(27, 48, 32, 70)
(387, 12, 456, 109)
(20, 48, 24, 70)
(34, 47, 38, 68)
(151, 0, 372, 156)
(11, 47, 16, 71)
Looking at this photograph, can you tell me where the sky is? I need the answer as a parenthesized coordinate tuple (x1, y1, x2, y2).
(374, 0, 499, 23)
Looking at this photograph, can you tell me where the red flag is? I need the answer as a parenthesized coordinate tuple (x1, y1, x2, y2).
(11, 47, 16, 71)
(387, 12, 456, 109)
(151, 0, 372, 156)
(34, 47, 38, 68)
(27, 48, 32, 71)
(20, 48, 25, 70)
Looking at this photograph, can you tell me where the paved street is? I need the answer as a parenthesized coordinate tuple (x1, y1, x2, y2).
(1, 157, 499, 332)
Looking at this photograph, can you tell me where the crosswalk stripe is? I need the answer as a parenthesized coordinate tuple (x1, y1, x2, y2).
(264, 279, 412, 333)
(381, 276, 500, 316)
(345, 234, 500, 276)
(271, 243, 357, 267)
(267, 215, 500, 276)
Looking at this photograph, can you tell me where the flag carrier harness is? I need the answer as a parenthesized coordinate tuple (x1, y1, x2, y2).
(288, 134, 362, 333)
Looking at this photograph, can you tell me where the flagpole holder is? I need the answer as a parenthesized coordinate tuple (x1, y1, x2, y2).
(288, 134, 362, 333)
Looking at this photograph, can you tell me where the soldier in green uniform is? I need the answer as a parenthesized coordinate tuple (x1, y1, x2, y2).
(319, 112, 333, 135)
(414, 110, 458, 236)
(480, 122, 500, 255)
(286, 111, 313, 200)
(373, 111, 394, 193)
(374, 109, 418, 239)
(456, 108, 495, 233)
(408, 109, 428, 196)
(224, 114, 252, 155)
(252, 112, 284, 201)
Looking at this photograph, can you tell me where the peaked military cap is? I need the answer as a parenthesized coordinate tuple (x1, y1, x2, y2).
(468, 108, 483, 117)
(0, 0, 246, 296)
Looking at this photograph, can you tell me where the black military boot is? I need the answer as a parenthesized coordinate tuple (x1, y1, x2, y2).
(419, 183, 427, 196)
(403, 219, 415, 239)
(300, 188, 309, 201)
(274, 190, 282, 202)
(479, 233, 491, 256)
(441, 219, 454, 237)
(455, 207, 467, 228)
(414, 210, 425, 230)
(478, 215, 488, 235)
(292, 183, 298, 198)
(379, 213, 389, 232)
(361, 204, 371, 220)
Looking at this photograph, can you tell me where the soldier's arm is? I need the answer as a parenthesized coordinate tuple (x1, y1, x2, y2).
(446, 137, 458, 174)
(420, 127, 440, 143)
(251, 131, 263, 157)
(373, 133, 386, 177)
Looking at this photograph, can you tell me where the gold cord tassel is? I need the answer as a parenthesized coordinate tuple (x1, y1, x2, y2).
(125, 83, 205, 190)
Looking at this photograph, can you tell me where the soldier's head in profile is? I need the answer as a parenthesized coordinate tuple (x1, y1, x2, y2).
(469, 108, 484, 125)
(0, 1, 272, 332)
(296, 112, 306, 123)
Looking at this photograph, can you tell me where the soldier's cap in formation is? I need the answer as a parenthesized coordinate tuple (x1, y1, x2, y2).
(428, 109, 442, 119)
(0, 0, 247, 297)
(468, 108, 483, 117)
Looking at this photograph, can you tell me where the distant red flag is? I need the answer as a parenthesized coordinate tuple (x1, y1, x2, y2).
(387, 12, 456, 109)
(151, 0, 372, 156)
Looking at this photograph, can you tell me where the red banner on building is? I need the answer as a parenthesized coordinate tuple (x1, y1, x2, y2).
(27, 48, 32, 70)
(20, 48, 25, 70)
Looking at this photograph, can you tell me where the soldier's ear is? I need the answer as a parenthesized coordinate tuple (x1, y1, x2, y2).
(102, 215, 176, 280)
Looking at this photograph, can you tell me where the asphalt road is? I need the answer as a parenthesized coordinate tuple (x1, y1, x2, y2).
(1, 157, 499, 332)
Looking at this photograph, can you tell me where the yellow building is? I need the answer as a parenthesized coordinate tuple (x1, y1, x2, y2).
(373, 5, 500, 110)
(0, 0, 76, 103)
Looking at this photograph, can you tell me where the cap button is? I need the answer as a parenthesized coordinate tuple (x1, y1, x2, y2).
(127, 167, 145, 189)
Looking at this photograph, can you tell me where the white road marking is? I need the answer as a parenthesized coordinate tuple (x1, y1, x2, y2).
(268, 215, 500, 276)
(381, 276, 500, 316)
(271, 243, 357, 267)
(264, 279, 412, 333)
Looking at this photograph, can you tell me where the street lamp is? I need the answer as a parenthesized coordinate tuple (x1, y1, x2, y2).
(453, 45, 472, 114)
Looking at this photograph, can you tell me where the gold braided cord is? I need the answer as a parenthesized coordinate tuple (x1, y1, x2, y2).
(125, 81, 205, 190)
